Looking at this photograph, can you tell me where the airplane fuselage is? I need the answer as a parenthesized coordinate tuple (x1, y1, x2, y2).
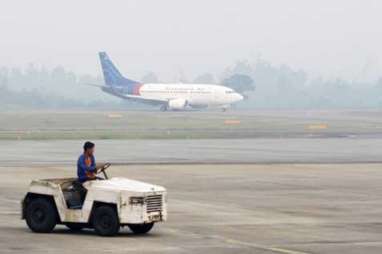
(139, 83, 243, 108)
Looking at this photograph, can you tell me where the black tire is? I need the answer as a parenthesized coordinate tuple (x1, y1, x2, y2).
(128, 223, 154, 234)
(92, 205, 120, 236)
(25, 197, 57, 233)
(65, 223, 85, 231)
(160, 105, 168, 112)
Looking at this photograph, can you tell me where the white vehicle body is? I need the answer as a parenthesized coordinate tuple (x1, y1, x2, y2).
(22, 177, 167, 235)
(97, 52, 244, 111)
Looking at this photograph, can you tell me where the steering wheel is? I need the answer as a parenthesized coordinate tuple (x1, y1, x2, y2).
(97, 163, 111, 179)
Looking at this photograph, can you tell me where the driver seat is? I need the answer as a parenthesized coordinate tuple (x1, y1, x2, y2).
(62, 180, 87, 209)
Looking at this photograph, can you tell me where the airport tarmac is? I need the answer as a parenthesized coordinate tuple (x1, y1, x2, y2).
(1, 110, 381, 253)
(1, 164, 382, 254)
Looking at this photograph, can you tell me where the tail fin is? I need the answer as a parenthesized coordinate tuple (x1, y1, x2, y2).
(98, 52, 140, 88)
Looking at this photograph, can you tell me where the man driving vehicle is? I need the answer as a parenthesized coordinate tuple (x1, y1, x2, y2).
(77, 141, 108, 182)
(74, 141, 109, 207)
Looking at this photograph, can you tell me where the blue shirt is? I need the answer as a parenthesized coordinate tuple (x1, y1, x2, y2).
(77, 154, 96, 183)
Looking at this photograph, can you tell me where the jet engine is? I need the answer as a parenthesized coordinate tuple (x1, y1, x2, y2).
(167, 98, 187, 110)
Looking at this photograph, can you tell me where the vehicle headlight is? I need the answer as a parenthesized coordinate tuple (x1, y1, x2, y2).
(129, 197, 145, 205)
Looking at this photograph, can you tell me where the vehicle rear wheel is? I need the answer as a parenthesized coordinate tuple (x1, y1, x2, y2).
(65, 223, 85, 231)
(92, 205, 120, 236)
(25, 197, 57, 233)
(128, 223, 154, 234)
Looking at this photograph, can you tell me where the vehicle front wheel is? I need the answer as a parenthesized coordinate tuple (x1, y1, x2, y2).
(128, 223, 154, 234)
(92, 205, 120, 236)
(25, 197, 57, 233)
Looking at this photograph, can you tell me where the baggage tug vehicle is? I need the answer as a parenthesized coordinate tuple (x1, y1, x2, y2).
(21, 164, 167, 236)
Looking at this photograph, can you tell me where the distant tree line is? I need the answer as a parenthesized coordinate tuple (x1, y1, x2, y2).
(1, 60, 382, 110)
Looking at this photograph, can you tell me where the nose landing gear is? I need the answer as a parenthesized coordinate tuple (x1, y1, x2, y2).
(160, 104, 168, 111)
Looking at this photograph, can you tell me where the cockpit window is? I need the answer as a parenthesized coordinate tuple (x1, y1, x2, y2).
(225, 90, 235, 94)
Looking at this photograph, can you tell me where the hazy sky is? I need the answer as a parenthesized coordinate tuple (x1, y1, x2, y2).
(0, 0, 381, 82)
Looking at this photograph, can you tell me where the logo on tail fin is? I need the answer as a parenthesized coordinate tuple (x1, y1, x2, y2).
(98, 52, 141, 95)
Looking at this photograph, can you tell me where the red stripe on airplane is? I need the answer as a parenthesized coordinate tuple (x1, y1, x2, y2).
(133, 84, 142, 95)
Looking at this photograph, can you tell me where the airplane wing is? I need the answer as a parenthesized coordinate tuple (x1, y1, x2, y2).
(120, 94, 168, 105)
(82, 83, 168, 105)
(101, 87, 168, 105)
(83, 83, 105, 88)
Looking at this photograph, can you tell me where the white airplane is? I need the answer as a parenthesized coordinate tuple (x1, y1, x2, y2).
(97, 52, 244, 111)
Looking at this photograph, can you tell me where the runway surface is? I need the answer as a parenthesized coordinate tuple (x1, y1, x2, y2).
(0, 138, 381, 166)
(1, 164, 382, 254)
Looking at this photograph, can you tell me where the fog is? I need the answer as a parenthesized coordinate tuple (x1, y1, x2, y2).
(0, 0, 381, 109)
